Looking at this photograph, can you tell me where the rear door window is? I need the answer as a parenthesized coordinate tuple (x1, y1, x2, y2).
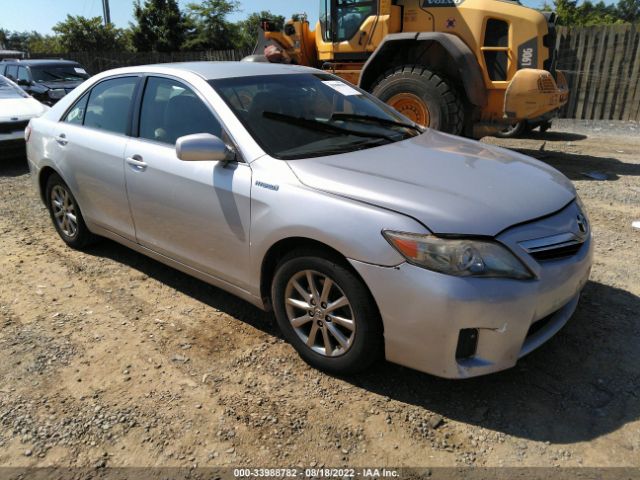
(84, 77, 138, 135)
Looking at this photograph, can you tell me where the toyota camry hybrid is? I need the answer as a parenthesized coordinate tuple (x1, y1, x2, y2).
(25, 62, 593, 378)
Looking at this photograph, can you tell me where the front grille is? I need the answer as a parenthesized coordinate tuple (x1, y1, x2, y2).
(0, 120, 28, 134)
(530, 242, 583, 261)
(537, 74, 557, 93)
(519, 232, 586, 263)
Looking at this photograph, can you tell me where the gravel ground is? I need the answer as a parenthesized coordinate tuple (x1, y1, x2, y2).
(0, 124, 639, 469)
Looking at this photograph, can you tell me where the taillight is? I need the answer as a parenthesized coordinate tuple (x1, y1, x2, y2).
(25, 125, 32, 143)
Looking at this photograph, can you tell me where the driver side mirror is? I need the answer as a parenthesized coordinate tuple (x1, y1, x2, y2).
(17, 79, 31, 86)
(176, 133, 236, 164)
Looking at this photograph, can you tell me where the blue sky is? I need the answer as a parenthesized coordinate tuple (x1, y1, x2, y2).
(0, 0, 320, 33)
(0, 0, 572, 34)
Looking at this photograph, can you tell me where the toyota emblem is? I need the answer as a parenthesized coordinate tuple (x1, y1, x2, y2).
(577, 213, 588, 234)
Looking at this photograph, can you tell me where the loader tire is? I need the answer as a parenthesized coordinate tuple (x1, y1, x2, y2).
(371, 65, 464, 135)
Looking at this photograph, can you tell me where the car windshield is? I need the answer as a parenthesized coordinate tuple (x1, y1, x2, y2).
(31, 65, 89, 83)
(210, 73, 423, 159)
(0, 76, 29, 99)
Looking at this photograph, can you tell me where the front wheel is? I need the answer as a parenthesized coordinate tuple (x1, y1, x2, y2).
(371, 65, 464, 135)
(271, 250, 383, 374)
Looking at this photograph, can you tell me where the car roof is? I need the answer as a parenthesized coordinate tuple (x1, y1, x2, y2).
(1, 59, 80, 66)
(119, 61, 319, 80)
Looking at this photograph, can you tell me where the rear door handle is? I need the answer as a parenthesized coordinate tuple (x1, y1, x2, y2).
(56, 133, 68, 146)
(126, 154, 148, 171)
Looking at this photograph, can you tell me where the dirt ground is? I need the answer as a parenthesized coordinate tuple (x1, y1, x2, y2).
(0, 120, 639, 470)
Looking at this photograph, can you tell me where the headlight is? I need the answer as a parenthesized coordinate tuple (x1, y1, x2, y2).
(48, 89, 66, 100)
(383, 231, 533, 279)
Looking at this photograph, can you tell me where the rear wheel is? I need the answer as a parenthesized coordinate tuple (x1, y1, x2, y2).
(45, 173, 96, 249)
(271, 250, 383, 374)
(371, 65, 464, 135)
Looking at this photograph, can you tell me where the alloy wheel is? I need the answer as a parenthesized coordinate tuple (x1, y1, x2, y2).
(284, 270, 356, 357)
(50, 185, 78, 238)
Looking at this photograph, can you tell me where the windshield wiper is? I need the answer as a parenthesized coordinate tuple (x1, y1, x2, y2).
(263, 111, 396, 142)
(330, 113, 423, 133)
(279, 138, 390, 159)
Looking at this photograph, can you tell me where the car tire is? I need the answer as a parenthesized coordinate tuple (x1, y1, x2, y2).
(45, 173, 97, 249)
(271, 249, 383, 375)
(371, 65, 464, 135)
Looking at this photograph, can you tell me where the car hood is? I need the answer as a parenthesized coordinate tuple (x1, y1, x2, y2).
(0, 98, 47, 120)
(286, 130, 576, 236)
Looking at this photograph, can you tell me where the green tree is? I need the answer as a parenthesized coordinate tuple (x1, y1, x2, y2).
(53, 15, 130, 51)
(0, 30, 33, 51)
(236, 11, 286, 50)
(552, 0, 626, 25)
(617, 0, 640, 22)
(183, 0, 241, 50)
(27, 33, 63, 53)
(131, 0, 186, 52)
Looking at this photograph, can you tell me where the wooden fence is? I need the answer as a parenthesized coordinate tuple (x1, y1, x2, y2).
(556, 24, 640, 121)
(34, 49, 252, 76)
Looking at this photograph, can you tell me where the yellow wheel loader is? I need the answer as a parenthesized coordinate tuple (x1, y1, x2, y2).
(248, 0, 568, 138)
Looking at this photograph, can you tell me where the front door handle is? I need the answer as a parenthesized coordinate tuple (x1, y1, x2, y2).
(126, 154, 148, 171)
(56, 133, 68, 146)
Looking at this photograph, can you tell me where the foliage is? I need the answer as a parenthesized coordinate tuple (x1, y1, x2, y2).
(235, 11, 286, 51)
(131, 0, 186, 52)
(53, 15, 130, 52)
(0, 29, 33, 52)
(183, 0, 242, 51)
(616, 0, 640, 22)
(550, 0, 639, 25)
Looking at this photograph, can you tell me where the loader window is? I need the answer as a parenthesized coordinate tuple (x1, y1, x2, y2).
(321, 0, 377, 42)
(483, 19, 509, 81)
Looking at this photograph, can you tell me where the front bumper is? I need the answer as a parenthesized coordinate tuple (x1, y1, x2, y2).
(504, 69, 569, 121)
(350, 205, 593, 379)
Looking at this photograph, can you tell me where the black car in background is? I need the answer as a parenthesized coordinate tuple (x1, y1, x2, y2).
(0, 59, 90, 105)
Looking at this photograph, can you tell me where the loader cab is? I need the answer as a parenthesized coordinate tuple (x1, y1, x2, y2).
(317, 0, 401, 62)
(320, 0, 378, 44)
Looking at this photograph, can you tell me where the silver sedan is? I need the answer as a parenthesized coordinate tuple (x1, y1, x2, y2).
(26, 62, 593, 378)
